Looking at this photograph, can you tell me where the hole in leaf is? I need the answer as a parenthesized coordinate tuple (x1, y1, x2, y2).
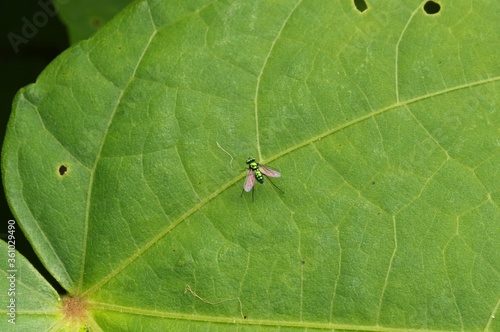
(58, 165, 68, 176)
(354, 0, 368, 12)
(423, 1, 440, 14)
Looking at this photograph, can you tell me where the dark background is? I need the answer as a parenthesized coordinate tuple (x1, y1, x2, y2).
(1, 0, 68, 294)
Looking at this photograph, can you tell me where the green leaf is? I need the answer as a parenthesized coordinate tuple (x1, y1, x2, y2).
(0, 240, 61, 330)
(3, 0, 500, 330)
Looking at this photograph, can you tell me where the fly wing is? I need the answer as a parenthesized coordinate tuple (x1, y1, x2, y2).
(258, 164, 281, 178)
(243, 170, 256, 192)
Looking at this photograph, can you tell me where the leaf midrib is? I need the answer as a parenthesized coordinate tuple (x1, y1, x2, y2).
(78, 3, 158, 293)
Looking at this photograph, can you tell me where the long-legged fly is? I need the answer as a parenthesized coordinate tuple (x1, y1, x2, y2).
(242, 157, 283, 200)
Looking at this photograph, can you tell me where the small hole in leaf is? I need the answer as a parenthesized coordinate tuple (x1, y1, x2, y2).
(423, 1, 440, 14)
(301, 260, 306, 265)
(244, 315, 247, 319)
(59, 165, 68, 176)
(354, 0, 368, 12)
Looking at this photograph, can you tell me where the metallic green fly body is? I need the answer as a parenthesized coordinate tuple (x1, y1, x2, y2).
(242, 157, 283, 200)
